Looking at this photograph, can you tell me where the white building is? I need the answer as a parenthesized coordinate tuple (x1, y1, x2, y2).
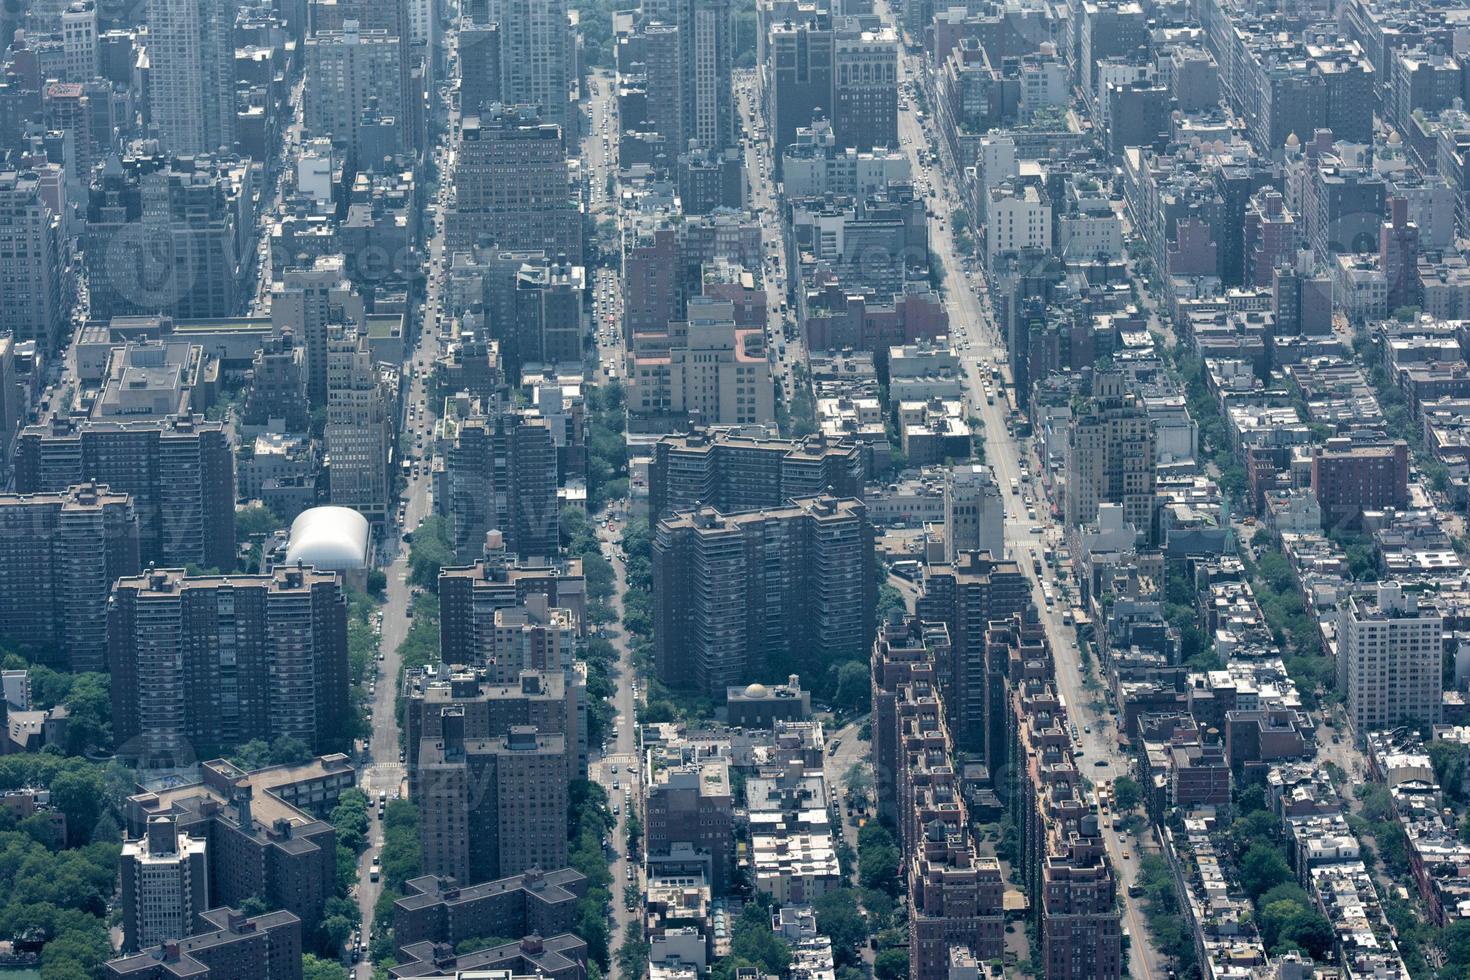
(944, 464, 1006, 562)
(782, 119, 911, 198)
(1058, 211, 1124, 261)
(986, 183, 1051, 268)
(630, 297, 776, 426)
(1339, 582, 1443, 733)
(325, 325, 394, 521)
(1333, 255, 1389, 325)
(121, 816, 208, 953)
(146, 0, 235, 155)
(62, 0, 98, 82)
(487, 0, 571, 131)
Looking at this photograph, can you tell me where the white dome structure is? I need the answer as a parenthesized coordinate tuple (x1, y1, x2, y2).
(285, 506, 371, 572)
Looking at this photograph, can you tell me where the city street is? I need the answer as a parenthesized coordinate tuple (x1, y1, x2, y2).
(877, 6, 1164, 972)
(597, 515, 644, 979)
(737, 71, 801, 402)
(355, 34, 457, 939)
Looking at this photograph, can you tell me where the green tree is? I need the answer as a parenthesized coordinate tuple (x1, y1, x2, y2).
(48, 762, 106, 845)
(1429, 739, 1470, 805)
(1239, 843, 1292, 900)
(1111, 775, 1141, 812)
(407, 516, 454, 591)
(302, 954, 350, 980)
(874, 948, 910, 980)
(859, 843, 900, 894)
(813, 889, 868, 967)
(832, 660, 871, 715)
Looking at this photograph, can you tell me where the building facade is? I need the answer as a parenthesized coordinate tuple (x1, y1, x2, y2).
(108, 567, 349, 765)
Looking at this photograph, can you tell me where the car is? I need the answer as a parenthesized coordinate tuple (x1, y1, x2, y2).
(1094, 759, 1108, 767)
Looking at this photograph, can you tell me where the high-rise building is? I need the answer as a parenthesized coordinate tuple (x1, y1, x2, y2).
(108, 566, 349, 766)
(641, 21, 684, 149)
(417, 718, 569, 885)
(105, 907, 302, 980)
(1311, 435, 1409, 531)
(13, 415, 235, 571)
(1379, 195, 1420, 311)
(883, 617, 1005, 980)
(870, 615, 950, 823)
(272, 257, 365, 408)
(444, 409, 559, 560)
(44, 81, 94, 189)
(438, 550, 588, 662)
(645, 756, 735, 893)
(649, 427, 866, 523)
(629, 297, 778, 425)
(1338, 582, 1442, 733)
(915, 553, 1029, 764)
(458, 20, 502, 116)
(512, 257, 584, 371)
(403, 664, 584, 777)
(309, 0, 420, 154)
(305, 23, 405, 165)
(445, 107, 581, 261)
(0, 482, 139, 672)
(1063, 370, 1156, 538)
(243, 331, 311, 433)
(768, 13, 834, 168)
(124, 755, 351, 936)
(392, 868, 587, 956)
(943, 464, 1005, 563)
(146, 0, 235, 155)
(0, 170, 64, 350)
(832, 18, 897, 151)
(120, 816, 209, 953)
(324, 324, 393, 521)
(62, 1, 99, 81)
(1009, 625, 1123, 980)
(653, 495, 875, 695)
(486, 0, 571, 131)
(83, 153, 253, 321)
(644, 0, 736, 153)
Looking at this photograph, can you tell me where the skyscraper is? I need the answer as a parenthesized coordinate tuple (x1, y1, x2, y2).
(458, 20, 502, 116)
(650, 0, 735, 153)
(120, 816, 208, 953)
(1339, 582, 1443, 732)
(1010, 625, 1123, 980)
(324, 324, 393, 521)
(768, 12, 834, 168)
(0, 482, 140, 672)
(446, 106, 581, 261)
(272, 257, 364, 408)
(13, 415, 236, 571)
(62, 1, 99, 82)
(1063, 370, 1156, 539)
(649, 428, 865, 523)
(487, 0, 571, 130)
(943, 464, 1005, 563)
(108, 566, 349, 766)
(653, 495, 875, 695)
(417, 717, 569, 885)
(146, 0, 235, 155)
(444, 409, 560, 560)
(305, 22, 406, 164)
(915, 552, 1029, 762)
(0, 170, 64, 350)
(832, 18, 897, 151)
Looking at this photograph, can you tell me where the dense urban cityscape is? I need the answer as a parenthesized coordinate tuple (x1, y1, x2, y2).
(3, 0, 1470, 978)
